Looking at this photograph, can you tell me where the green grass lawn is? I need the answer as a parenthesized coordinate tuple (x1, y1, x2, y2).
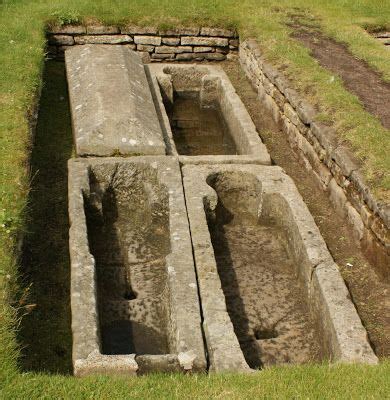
(0, 0, 389, 398)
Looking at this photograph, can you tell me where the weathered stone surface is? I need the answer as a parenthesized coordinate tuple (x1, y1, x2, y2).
(183, 164, 376, 369)
(86, 25, 120, 34)
(48, 34, 74, 46)
(312, 262, 378, 364)
(205, 53, 226, 60)
(124, 43, 136, 51)
(229, 39, 239, 47)
(48, 25, 86, 35)
(310, 121, 339, 156)
(296, 101, 316, 125)
(328, 178, 347, 216)
(175, 53, 204, 61)
(69, 157, 206, 375)
(200, 27, 235, 37)
(74, 351, 138, 377)
(193, 46, 214, 53)
(134, 35, 162, 45)
(346, 202, 364, 240)
(136, 44, 155, 52)
(284, 102, 301, 126)
(74, 35, 132, 44)
(155, 45, 192, 54)
(159, 27, 200, 36)
(161, 37, 181, 45)
(65, 45, 165, 156)
(121, 25, 158, 35)
(373, 31, 390, 38)
(136, 355, 181, 374)
(181, 36, 229, 47)
(331, 146, 360, 178)
(147, 63, 271, 165)
(151, 53, 175, 59)
(138, 51, 151, 63)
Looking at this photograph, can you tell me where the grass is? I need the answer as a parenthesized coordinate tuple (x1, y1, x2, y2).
(0, 0, 389, 398)
(2, 362, 390, 399)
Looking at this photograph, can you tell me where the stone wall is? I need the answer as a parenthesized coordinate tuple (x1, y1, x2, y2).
(46, 24, 238, 62)
(240, 39, 389, 279)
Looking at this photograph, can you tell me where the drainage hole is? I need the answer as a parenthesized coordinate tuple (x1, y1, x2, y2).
(123, 289, 137, 300)
(254, 327, 278, 340)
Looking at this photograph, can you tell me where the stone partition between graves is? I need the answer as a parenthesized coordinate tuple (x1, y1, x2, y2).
(239, 39, 390, 279)
(47, 24, 238, 62)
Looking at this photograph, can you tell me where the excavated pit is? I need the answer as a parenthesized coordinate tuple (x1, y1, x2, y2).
(206, 172, 320, 368)
(84, 164, 171, 356)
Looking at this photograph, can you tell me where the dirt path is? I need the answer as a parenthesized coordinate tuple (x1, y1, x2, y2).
(223, 61, 390, 358)
(292, 28, 390, 129)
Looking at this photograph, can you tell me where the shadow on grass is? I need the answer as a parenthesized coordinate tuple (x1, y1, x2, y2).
(18, 61, 73, 374)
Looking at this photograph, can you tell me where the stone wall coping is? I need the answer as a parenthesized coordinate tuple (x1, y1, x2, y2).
(47, 23, 238, 38)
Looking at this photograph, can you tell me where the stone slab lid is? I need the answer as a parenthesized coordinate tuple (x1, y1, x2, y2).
(65, 45, 166, 156)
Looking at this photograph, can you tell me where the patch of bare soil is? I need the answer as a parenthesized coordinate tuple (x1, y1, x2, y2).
(291, 27, 390, 129)
(223, 60, 390, 358)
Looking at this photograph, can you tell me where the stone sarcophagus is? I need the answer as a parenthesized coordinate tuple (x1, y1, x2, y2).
(182, 164, 377, 372)
(68, 157, 206, 375)
(146, 64, 271, 165)
(65, 45, 166, 156)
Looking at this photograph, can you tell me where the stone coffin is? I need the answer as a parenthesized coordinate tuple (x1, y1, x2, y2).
(183, 164, 377, 372)
(68, 157, 205, 375)
(65, 45, 166, 156)
(146, 64, 271, 165)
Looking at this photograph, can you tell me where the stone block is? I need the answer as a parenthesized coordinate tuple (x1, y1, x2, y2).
(331, 145, 360, 178)
(74, 35, 132, 44)
(312, 262, 378, 364)
(134, 35, 161, 45)
(328, 178, 347, 216)
(151, 53, 175, 59)
(48, 25, 86, 35)
(175, 53, 204, 61)
(86, 25, 120, 34)
(138, 51, 151, 63)
(205, 53, 226, 60)
(284, 102, 301, 126)
(200, 27, 235, 37)
(68, 157, 206, 376)
(121, 25, 158, 35)
(181, 36, 229, 47)
(137, 44, 155, 52)
(65, 45, 165, 156)
(346, 202, 364, 240)
(159, 27, 200, 36)
(161, 37, 181, 45)
(48, 34, 74, 46)
(155, 45, 192, 54)
(193, 46, 214, 53)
